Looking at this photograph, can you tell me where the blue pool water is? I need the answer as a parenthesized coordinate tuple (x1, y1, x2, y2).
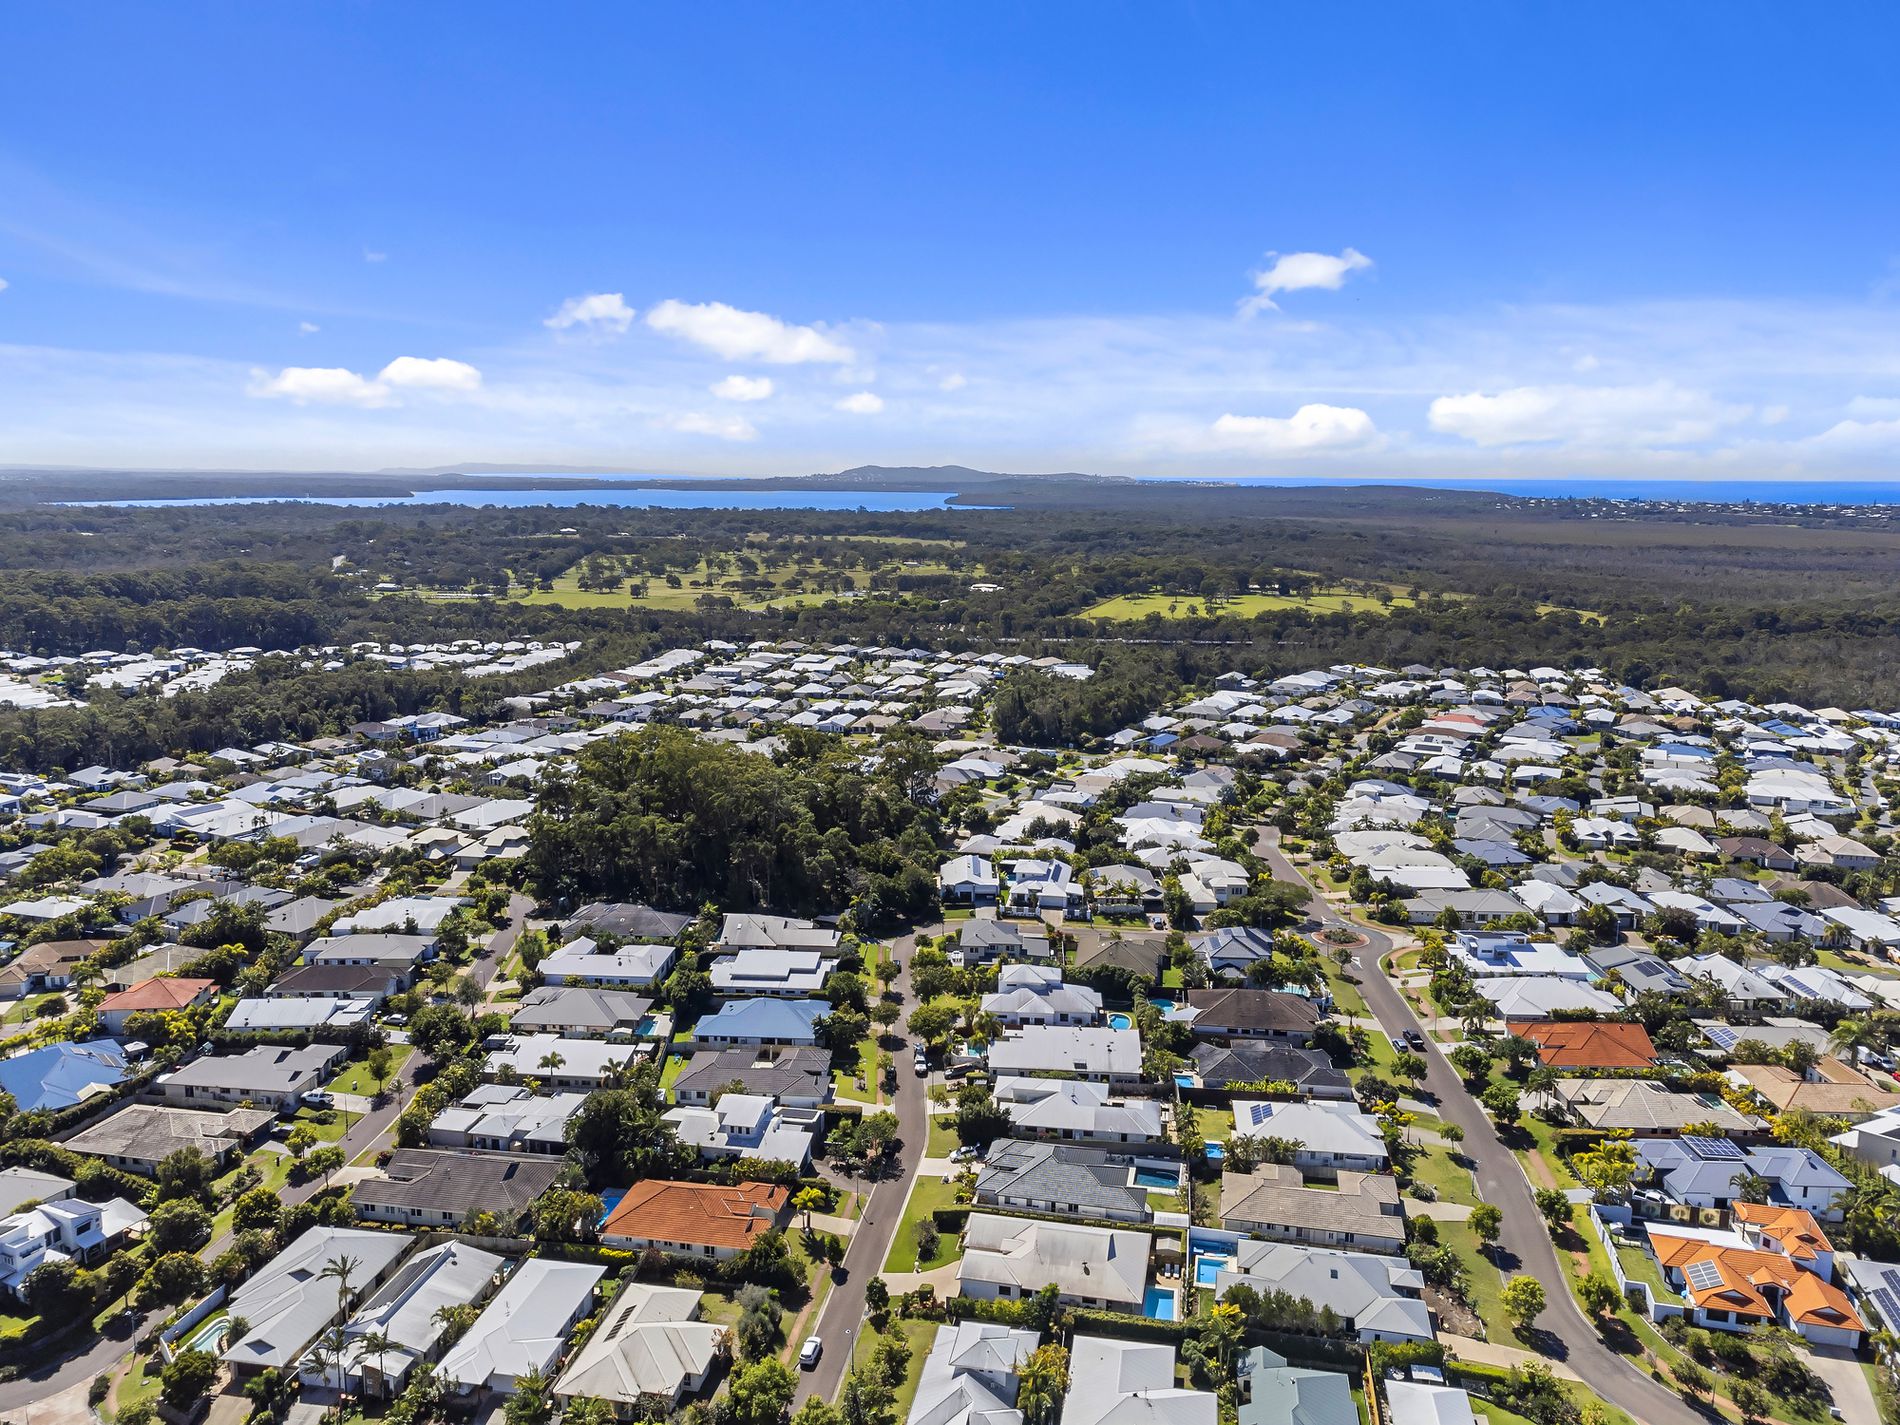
(1107, 1012, 1133, 1030)
(1148, 998, 1177, 1013)
(596, 1187, 626, 1224)
(1173, 1073, 1195, 1088)
(634, 1015, 657, 1037)
(1195, 1255, 1232, 1288)
(1203, 1141, 1224, 1161)
(1134, 1166, 1177, 1190)
(1143, 1287, 1177, 1320)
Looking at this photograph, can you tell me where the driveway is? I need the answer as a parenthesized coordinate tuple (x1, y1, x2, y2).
(1253, 827, 1708, 1425)
(1805, 1344, 1880, 1425)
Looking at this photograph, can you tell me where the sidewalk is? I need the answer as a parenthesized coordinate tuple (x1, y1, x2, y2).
(1440, 1333, 1582, 1380)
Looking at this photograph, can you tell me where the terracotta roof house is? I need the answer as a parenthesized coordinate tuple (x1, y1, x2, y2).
(1506, 1019, 1657, 1070)
(97, 976, 217, 1035)
(1647, 1227, 1863, 1347)
(1731, 1059, 1900, 1122)
(598, 1179, 788, 1261)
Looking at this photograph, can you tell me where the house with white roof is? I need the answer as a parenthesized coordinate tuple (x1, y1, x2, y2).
(903, 1322, 1040, 1425)
(553, 1283, 725, 1410)
(663, 1094, 820, 1168)
(1063, 1337, 1215, 1425)
(957, 1214, 1150, 1312)
(709, 947, 838, 998)
(438, 1258, 606, 1398)
(1229, 1100, 1388, 1176)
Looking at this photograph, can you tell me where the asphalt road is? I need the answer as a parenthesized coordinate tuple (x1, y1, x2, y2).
(0, 893, 533, 1413)
(796, 929, 930, 1405)
(1256, 828, 1706, 1425)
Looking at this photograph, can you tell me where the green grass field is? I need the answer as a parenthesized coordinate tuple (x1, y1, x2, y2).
(883, 1172, 963, 1273)
(1082, 588, 1418, 620)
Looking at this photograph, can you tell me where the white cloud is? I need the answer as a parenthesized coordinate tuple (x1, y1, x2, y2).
(657, 410, 758, 441)
(835, 391, 885, 414)
(711, 374, 774, 402)
(1241, 247, 1372, 315)
(0, 278, 9, 294)
(1428, 380, 1749, 448)
(247, 365, 392, 408)
(297, 321, 320, 335)
(545, 292, 635, 335)
(1209, 404, 1378, 452)
(647, 299, 854, 364)
(362, 249, 387, 263)
(939, 371, 968, 391)
(247, 355, 480, 407)
(377, 355, 483, 392)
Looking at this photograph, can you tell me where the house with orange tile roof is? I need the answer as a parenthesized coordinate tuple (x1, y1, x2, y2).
(1730, 1202, 1837, 1278)
(1645, 1223, 1864, 1348)
(598, 1179, 788, 1261)
(96, 976, 217, 1035)
(1506, 1019, 1656, 1070)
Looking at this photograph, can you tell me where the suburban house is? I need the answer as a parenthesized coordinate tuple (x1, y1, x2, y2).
(1218, 1242, 1432, 1344)
(715, 914, 840, 954)
(904, 1322, 1040, 1425)
(0, 1041, 128, 1113)
(1228, 1100, 1388, 1176)
(223, 1226, 413, 1373)
(507, 986, 656, 1039)
(1219, 1165, 1406, 1254)
(1538, 1080, 1763, 1138)
(952, 919, 1053, 968)
(536, 939, 678, 989)
(671, 1046, 833, 1108)
(1064, 1337, 1215, 1425)
(974, 1141, 1180, 1224)
(598, 1179, 789, 1261)
(1187, 1042, 1353, 1100)
(553, 1283, 726, 1413)
(939, 854, 1001, 907)
(987, 1026, 1142, 1084)
(1645, 1220, 1863, 1347)
(350, 1148, 562, 1230)
(481, 1033, 644, 1091)
(957, 1214, 1151, 1312)
(437, 1258, 606, 1399)
(689, 998, 827, 1048)
(1192, 926, 1278, 977)
(1237, 1347, 1356, 1425)
(993, 1078, 1168, 1148)
(300, 1241, 503, 1397)
(158, 1043, 344, 1111)
(663, 1094, 821, 1168)
(1505, 1019, 1658, 1070)
(95, 976, 217, 1035)
(0, 1196, 148, 1298)
(1636, 1137, 1851, 1220)
(62, 1102, 273, 1175)
(709, 947, 838, 998)
(1184, 988, 1321, 1042)
(428, 1086, 588, 1155)
(980, 964, 1104, 1027)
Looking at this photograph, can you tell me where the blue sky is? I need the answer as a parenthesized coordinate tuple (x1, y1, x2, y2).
(5, 3, 1900, 477)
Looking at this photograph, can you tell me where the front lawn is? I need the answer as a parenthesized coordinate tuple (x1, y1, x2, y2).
(883, 1172, 964, 1273)
(852, 1318, 940, 1423)
(328, 1045, 412, 1097)
(926, 1115, 961, 1157)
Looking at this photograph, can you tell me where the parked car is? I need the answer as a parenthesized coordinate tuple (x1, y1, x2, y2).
(1403, 1029, 1427, 1051)
(800, 1336, 823, 1369)
(301, 1090, 334, 1109)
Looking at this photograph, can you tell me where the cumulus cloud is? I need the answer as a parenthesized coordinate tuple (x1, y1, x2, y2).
(248, 356, 481, 407)
(248, 366, 392, 408)
(647, 299, 853, 364)
(297, 321, 320, 335)
(1427, 380, 1748, 447)
(657, 410, 758, 440)
(1241, 247, 1372, 315)
(1209, 404, 1378, 452)
(362, 249, 387, 263)
(939, 371, 968, 391)
(711, 374, 774, 402)
(835, 391, 885, 414)
(377, 356, 483, 392)
(0, 278, 9, 294)
(545, 292, 635, 335)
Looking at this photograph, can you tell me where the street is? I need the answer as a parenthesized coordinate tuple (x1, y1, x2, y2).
(1255, 827, 1709, 1425)
(795, 928, 931, 1405)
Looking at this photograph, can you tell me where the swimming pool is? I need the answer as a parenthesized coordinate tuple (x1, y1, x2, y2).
(184, 1314, 232, 1353)
(1133, 1166, 1178, 1190)
(1143, 1286, 1177, 1320)
(1173, 1073, 1195, 1089)
(1107, 1012, 1133, 1030)
(1148, 998, 1177, 1013)
(1195, 1255, 1232, 1288)
(1203, 1141, 1225, 1161)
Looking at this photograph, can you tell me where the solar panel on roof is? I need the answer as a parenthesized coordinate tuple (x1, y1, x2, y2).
(1703, 1026, 1740, 1049)
(1685, 1260, 1725, 1291)
(1683, 1135, 1746, 1161)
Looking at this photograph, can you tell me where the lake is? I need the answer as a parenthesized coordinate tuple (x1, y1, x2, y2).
(63, 488, 994, 512)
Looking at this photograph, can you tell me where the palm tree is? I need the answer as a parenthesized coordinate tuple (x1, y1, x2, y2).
(1829, 1017, 1883, 1065)
(357, 1329, 395, 1399)
(1015, 1346, 1068, 1425)
(318, 1254, 360, 1422)
(563, 1396, 615, 1425)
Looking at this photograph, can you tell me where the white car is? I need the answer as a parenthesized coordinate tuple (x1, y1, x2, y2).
(800, 1335, 823, 1369)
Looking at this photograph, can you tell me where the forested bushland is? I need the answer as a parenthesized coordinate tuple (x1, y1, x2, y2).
(8, 491, 1900, 770)
(525, 725, 943, 928)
